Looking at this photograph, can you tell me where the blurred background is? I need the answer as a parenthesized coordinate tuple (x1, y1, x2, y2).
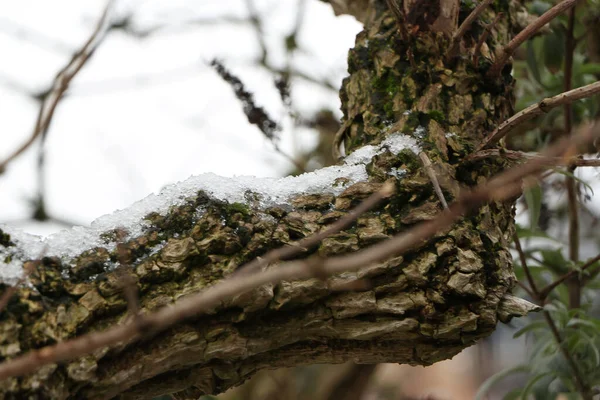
(1, 1, 599, 399)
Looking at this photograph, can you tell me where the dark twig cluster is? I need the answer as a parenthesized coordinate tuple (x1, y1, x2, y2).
(210, 59, 280, 141)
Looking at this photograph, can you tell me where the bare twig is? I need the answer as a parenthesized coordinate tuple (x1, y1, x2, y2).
(487, 0, 578, 77)
(447, 0, 494, 59)
(473, 12, 503, 68)
(513, 232, 540, 297)
(516, 280, 537, 299)
(419, 152, 448, 209)
(468, 149, 600, 167)
(474, 80, 600, 151)
(332, 117, 353, 160)
(538, 253, 600, 300)
(385, 0, 409, 41)
(0, 123, 596, 381)
(0, 0, 115, 174)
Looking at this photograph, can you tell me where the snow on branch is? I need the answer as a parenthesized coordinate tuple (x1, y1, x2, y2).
(0, 133, 421, 284)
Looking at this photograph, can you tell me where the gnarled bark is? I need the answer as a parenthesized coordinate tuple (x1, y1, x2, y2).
(0, 1, 537, 398)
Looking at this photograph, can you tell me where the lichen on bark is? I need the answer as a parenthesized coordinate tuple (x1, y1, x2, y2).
(0, 1, 541, 398)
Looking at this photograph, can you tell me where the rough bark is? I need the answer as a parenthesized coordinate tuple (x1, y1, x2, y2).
(0, 1, 537, 399)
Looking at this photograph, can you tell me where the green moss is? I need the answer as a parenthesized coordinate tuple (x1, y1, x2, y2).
(373, 71, 400, 96)
(348, 45, 373, 73)
(396, 149, 421, 171)
(0, 230, 13, 247)
(226, 202, 251, 217)
(427, 110, 445, 124)
(371, 70, 403, 122)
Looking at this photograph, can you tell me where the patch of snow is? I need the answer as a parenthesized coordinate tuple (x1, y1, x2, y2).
(388, 168, 407, 179)
(344, 133, 420, 164)
(0, 259, 25, 285)
(0, 133, 420, 283)
(414, 126, 426, 139)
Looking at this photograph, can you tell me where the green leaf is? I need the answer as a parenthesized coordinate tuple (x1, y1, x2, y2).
(502, 388, 523, 400)
(475, 365, 530, 400)
(524, 184, 543, 231)
(540, 249, 570, 275)
(529, 0, 553, 15)
(515, 225, 561, 243)
(551, 168, 594, 195)
(542, 29, 565, 73)
(526, 41, 544, 87)
(578, 63, 600, 76)
(566, 318, 598, 330)
(514, 320, 548, 338)
(522, 371, 555, 400)
(573, 329, 600, 366)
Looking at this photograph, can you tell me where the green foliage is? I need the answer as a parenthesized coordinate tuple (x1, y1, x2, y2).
(479, 304, 600, 399)
(488, 3, 600, 387)
(524, 183, 543, 231)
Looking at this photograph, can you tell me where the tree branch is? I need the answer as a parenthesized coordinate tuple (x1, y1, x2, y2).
(1, 121, 594, 391)
(474, 80, 600, 151)
(487, 0, 578, 78)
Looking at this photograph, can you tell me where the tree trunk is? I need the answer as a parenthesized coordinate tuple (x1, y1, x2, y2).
(0, 1, 537, 398)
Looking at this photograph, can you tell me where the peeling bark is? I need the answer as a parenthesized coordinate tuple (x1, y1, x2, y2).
(0, 1, 539, 399)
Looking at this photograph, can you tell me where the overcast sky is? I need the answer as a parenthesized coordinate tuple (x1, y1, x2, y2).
(0, 0, 362, 236)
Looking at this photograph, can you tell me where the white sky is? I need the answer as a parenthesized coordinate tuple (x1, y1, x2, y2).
(0, 0, 362, 236)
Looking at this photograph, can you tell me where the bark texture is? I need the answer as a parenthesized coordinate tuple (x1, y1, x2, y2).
(0, 1, 536, 399)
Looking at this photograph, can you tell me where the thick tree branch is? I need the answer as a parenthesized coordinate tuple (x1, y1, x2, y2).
(0, 2, 572, 398)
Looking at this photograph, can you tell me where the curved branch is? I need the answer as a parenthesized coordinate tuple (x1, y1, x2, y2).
(475, 80, 600, 151)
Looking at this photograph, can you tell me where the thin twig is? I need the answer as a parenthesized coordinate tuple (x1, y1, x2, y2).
(384, 0, 409, 41)
(473, 13, 503, 68)
(538, 253, 600, 300)
(419, 152, 448, 209)
(513, 232, 540, 297)
(487, 0, 578, 77)
(516, 280, 537, 300)
(468, 149, 600, 167)
(0, 123, 596, 381)
(0, 0, 115, 174)
(447, 0, 494, 60)
(474, 80, 600, 151)
(332, 117, 353, 160)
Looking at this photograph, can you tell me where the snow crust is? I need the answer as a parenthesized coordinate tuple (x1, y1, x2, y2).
(0, 133, 420, 284)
